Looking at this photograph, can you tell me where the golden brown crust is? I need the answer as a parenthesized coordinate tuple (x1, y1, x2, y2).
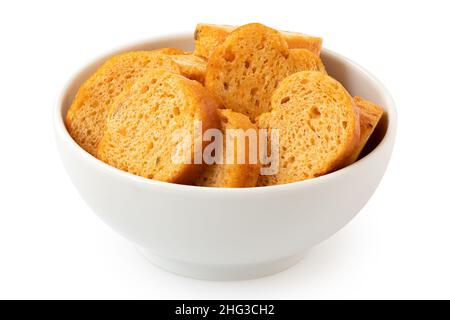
(279, 30, 322, 56)
(257, 71, 360, 186)
(170, 54, 207, 83)
(194, 109, 260, 187)
(65, 51, 180, 156)
(97, 70, 219, 184)
(290, 48, 327, 74)
(153, 47, 189, 55)
(194, 23, 322, 59)
(347, 96, 384, 164)
(204, 23, 327, 121)
(194, 24, 234, 59)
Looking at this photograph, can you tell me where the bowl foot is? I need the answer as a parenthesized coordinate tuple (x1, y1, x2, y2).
(137, 247, 304, 281)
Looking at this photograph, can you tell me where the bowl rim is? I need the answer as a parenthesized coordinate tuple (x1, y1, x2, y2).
(54, 33, 397, 194)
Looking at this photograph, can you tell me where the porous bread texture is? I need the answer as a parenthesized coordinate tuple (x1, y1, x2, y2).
(170, 54, 207, 83)
(194, 23, 322, 59)
(204, 23, 327, 121)
(194, 109, 260, 187)
(347, 96, 384, 164)
(257, 71, 360, 186)
(97, 69, 219, 184)
(65, 51, 180, 156)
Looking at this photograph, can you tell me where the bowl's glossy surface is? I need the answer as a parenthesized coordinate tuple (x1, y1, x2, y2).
(54, 34, 397, 280)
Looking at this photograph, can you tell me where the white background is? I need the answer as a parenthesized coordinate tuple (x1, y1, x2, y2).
(0, 0, 449, 299)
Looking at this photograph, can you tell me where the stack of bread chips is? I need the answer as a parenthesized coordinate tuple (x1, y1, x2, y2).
(66, 23, 384, 187)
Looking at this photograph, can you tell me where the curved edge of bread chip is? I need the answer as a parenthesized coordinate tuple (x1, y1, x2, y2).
(65, 51, 181, 156)
(194, 23, 322, 59)
(97, 69, 220, 185)
(204, 23, 290, 120)
(346, 96, 384, 164)
(204, 23, 327, 121)
(153, 47, 189, 55)
(256, 71, 360, 186)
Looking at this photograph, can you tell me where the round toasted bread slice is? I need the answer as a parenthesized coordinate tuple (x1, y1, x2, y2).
(97, 70, 219, 184)
(204, 23, 326, 121)
(194, 23, 322, 59)
(65, 51, 180, 156)
(194, 109, 260, 187)
(257, 71, 360, 186)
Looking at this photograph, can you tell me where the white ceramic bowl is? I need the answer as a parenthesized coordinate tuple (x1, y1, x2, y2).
(54, 34, 397, 280)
